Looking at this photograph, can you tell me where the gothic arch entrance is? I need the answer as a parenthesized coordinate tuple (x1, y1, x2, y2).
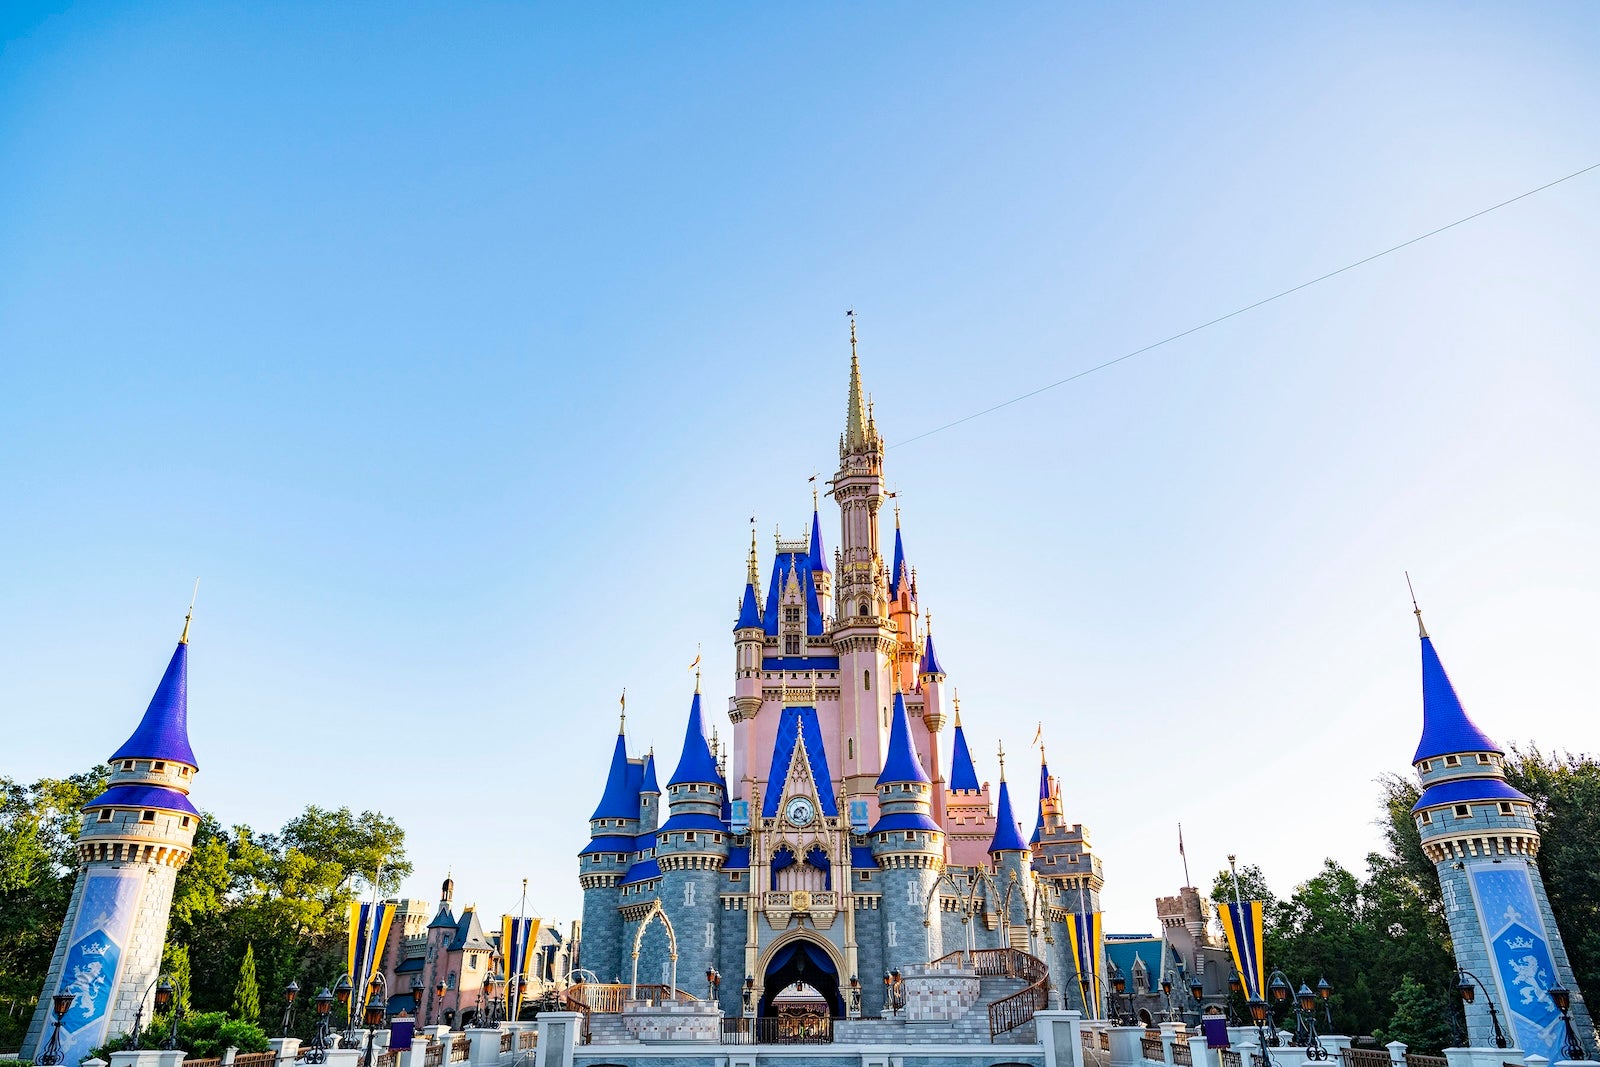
(758, 936, 843, 1018)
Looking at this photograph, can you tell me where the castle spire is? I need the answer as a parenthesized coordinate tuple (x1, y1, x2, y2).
(1030, 748, 1051, 844)
(948, 693, 980, 792)
(877, 690, 930, 786)
(748, 526, 761, 592)
(109, 631, 198, 769)
(667, 688, 721, 786)
(589, 724, 638, 821)
(809, 500, 830, 575)
(989, 744, 1027, 854)
(1413, 623, 1502, 764)
(919, 615, 945, 677)
(889, 519, 910, 600)
(843, 311, 872, 454)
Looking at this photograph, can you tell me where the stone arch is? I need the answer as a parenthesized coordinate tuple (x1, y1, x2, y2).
(922, 868, 967, 959)
(629, 900, 678, 998)
(754, 927, 848, 1015)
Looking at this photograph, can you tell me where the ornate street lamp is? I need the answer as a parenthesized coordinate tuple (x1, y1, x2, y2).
(742, 975, 755, 1017)
(160, 977, 186, 1051)
(848, 975, 861, 1018)
(305, 988, 334, 1066)
(1456, 969, 1508, 1049)
(1108, 965, 1135, 1026)
(281, 980, 301, 1038)
(1549, 986, 1587, 1061)
(883, 970, 905, 1017)
(334, 976, 354, 1030)
(39, 992, 76, 1066)
(704, 967, 721, 1003)
(132, 974, 175, 1050)
(480, 971, 501, 1028)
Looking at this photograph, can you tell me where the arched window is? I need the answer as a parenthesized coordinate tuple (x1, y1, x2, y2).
(863, 671, 871, 691)
(847, 738, 855, 760)
(858, 601, 868, 616)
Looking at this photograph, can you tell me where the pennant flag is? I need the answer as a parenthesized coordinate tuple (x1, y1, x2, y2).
(1066, 911, 1105, 1019)
(346, 901, 397, 1003)
(501, 916, 542, 1018)
(1217, 899, 1267, 1001)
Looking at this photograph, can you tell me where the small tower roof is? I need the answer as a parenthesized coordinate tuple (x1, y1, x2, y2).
(949, 706, 980, 792)
(889, 521, 910, 600)
(1030, 754, 1050, 844)
(989, 767, 1028, 854)
(640, 751, 660, 794)
(590, 726, 639, 821)
(736, 582, 762, 630)
(843, 319, 872, 453)
(877, 691, 931, 786)
(1413, 631, 1503, 763)
(809, 505, 830, 575)
(109, 639, 198, 769)
(919, 628, 945, 677)
(667, 690, 721, 787)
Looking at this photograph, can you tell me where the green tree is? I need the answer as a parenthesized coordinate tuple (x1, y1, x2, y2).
(1380, 974, 1454, 1053)
(163, 942, 193, 1015)
(232, 943, 261, 1025)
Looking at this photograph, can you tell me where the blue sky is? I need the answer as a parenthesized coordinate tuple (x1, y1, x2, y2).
(3, 4, 1598, 934)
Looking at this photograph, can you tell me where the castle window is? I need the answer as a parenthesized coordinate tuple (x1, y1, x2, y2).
(864, 672, 871, 691)
(141, 810, 156, 823)
(906, 832, 916, 842)
(847, 738, 855, 760)
(180, 767, 190, 777)
(729, 872, 741, 882)
(97, 809, 113, 822)
(785, 607, 800, 623)
(1499, 802, 1514, 816)
(1419, 760, 1432, 772)
(153, 761, 166, 772)
(122, 761, 135, 771)
(1444, 755, 1461, 767)
(686, 832, 696, 841)
(784, 635, 800, 655)
(859, 871, 871, 880)
(859, 602, 868, 616)
(1454, 804, 1471, 818)
(181, 816, 191, 828)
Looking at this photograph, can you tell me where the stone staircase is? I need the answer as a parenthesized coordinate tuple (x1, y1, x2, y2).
(832, 974, 1039, 1045)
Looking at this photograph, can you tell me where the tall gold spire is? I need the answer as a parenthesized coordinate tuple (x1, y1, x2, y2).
(952, 688, 962, 728)
(747, 526, 761, 589)
(179, 578, 199, 644)
(843, 310, 870, 453)
(1406, 571, 1428, 638)
(997, 740, 1007, 780)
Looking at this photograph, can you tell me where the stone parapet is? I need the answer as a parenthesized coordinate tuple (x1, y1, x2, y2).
(620, 1000, 721, 1043)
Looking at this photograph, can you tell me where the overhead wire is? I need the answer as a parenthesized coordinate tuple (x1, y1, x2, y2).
(890, 161, 1600, 450)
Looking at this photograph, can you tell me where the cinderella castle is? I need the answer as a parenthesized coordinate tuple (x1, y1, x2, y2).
(575, 327, 1107, 1022)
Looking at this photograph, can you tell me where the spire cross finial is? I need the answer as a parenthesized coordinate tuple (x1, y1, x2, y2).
(953, 688, 961, 727)
(997, 740, 1007, 779)
(691, 644, 703, 692)
(619, 689, 627, 733)
(180, 577, 200, 644)
(1405, 571, 1429, 638)
(847, 308, 856, 358)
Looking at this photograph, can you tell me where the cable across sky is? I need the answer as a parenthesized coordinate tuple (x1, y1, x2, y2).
(891, 160, 1600, 449)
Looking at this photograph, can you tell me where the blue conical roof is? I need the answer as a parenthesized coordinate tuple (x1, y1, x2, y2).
(949, 721, 980, 792)
(667, 690, 721, 787)
(640, 752, 660, 794)
(1413, 634, 1502, 763)
(920, 631, 944, 676)
(1030, 758, 1050, 844)
(877, 691, 930, 786)
(109, 641, 198, 768)
(889, 525, 909, 599)
(735, 582, 762, 630)
(590, 728, 639, 821)
(809, 508, 830, 574)
(989, 775, 1027, 853)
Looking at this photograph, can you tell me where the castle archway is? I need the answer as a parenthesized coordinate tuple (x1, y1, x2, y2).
(756, 933, 844, 1018)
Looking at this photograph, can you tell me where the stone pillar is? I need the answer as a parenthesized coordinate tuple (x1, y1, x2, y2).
(1110, 1025, 1148, 1067)
(110, 1051, 166, 1067)
(268, 1037, 301, 1067)
(1388, 1041, 1409, 1066)
(465, 1028, 499, 1067)
(221, 1048, 238, 1066)
(1035, 1009, 1085, 1067)
(530, 1013, 580, 1067)
(407, 1035, 430, 1067)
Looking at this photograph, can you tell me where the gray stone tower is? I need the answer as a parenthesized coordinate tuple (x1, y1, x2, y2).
(1030, 748, 1105, 1014)
(25, 622, 201, 1065)
(1409, 605, 1593, 1057)
(654, 684, 730, 996)
(578, 720, 638, 984)
(869, 691, 945, 1013)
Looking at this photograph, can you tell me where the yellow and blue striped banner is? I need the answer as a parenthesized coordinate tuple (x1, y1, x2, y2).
(1217, 900, 1266, 1001)
(501, 916, 541, 1017)
(347, 901, 397, 998)
(1066, 911, 1104, 1019)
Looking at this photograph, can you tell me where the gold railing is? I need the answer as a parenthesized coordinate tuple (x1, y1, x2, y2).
(926, 947, 1049, 1039)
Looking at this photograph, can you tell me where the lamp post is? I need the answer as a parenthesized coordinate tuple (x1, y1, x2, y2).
(161, 977, 186, 1051)
(1549, 985, 1587, 1061)
(132, 974, 176, 1049)
(1255, 971, 1330, 1059)
(1316, 977, 1332, 1030)
(480, 970, 501, 1028)
(848, 975, 861, 1018)
(1109, 966, 1135, 1026)
(883, 970, 905, 1018)
(38, 992, 76, 1066)
(1455, 969, 1508, 1049)
(281, 980, 301, 1038)
(742, 975, 755, 1018)
(334, 975, 355, 1034)
(359, 977, 388, 1067)
(305, 988, 334, 1066)
(1226, 969, 1244, 1025)
(704, 968, 721, 1005)
(1189, 977, 1205, 1023)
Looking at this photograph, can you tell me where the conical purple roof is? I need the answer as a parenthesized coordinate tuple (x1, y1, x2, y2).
(1413, 635, 1502, 763)
(109, 641, 197, 768)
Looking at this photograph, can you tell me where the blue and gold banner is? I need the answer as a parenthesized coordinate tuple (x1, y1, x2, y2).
(1468, 865, 1567, 1062)
(37, 869, 144, 1067)
(346, 901, 396, 1000)
(1217, 900, 1267, 1001)
(1067, 911, 1105, 1019)
(500, 917, 541, 1017)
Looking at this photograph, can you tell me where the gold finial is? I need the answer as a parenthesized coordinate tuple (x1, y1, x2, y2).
(997, 741, 1007, 780)
(691, 644, 703, 692)
(952, 688, 961, 728)
(619, 689, 627, 733)
(179, 577, 200, 644)
(848, 308, 857, 356)
(1406, 571, 1428, 639)
(748, 524, 761, 589)
(894, 499, 901, 528)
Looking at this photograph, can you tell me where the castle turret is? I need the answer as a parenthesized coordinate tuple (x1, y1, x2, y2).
(639, 751, 661, 833)
(655, 682, 730, 995)
(26, 619, 202, 1065)
(1408, 604, 1593, 1057)
(988, 752, 1033, 952)
(870, 691, 944, 999)
(809, 495, 833, 618)
(730, 530, 765, 792)
(944, 697, 998, 867)
(578, 716, 640, 985)
(919, 620, 949, 831)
